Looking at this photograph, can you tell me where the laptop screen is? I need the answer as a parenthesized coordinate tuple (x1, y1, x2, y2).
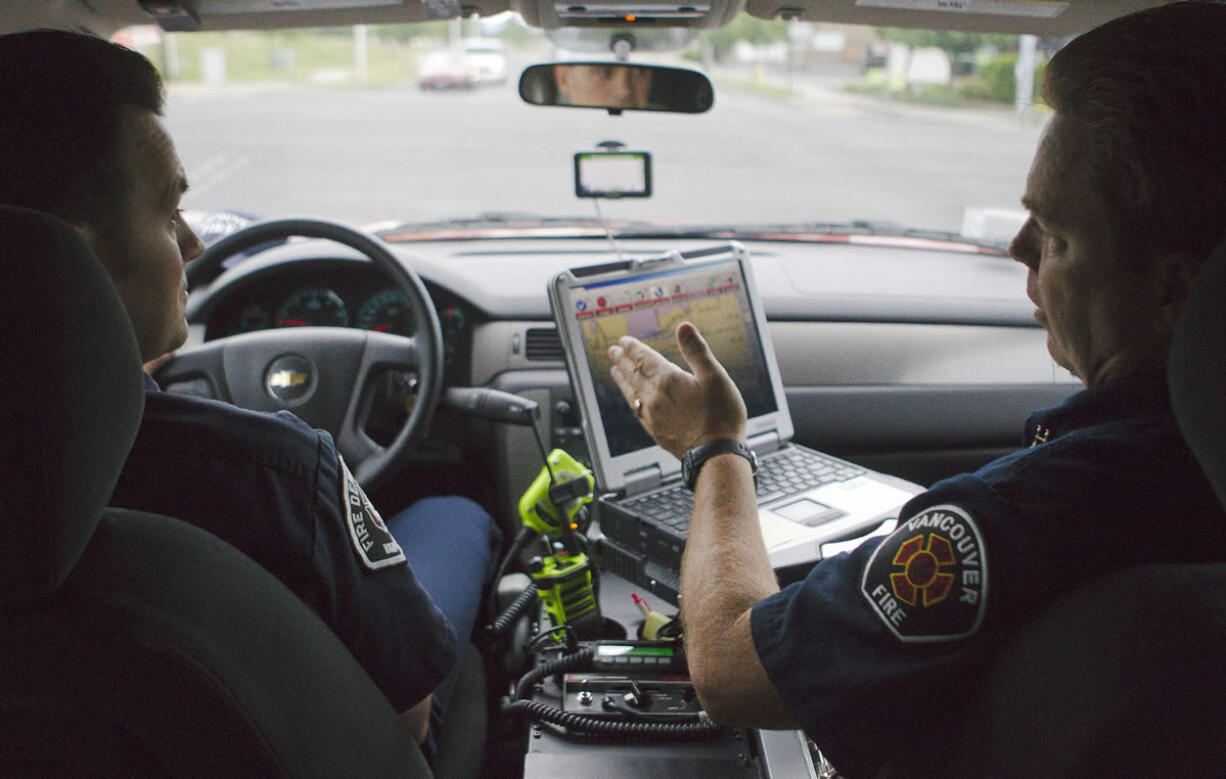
(568, 258, 778, 457)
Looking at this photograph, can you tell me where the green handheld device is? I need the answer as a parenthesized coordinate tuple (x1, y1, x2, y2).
(518, 449, 594, 540)
(517, 449, 600, 635)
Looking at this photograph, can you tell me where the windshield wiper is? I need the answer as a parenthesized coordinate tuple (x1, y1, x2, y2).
(614, 221, 1010, 254)
(841, 219, 1006, 247)
(376, 213, 665, 242)
(384, 212, 622, 230)
(376, 215, 1009, 255)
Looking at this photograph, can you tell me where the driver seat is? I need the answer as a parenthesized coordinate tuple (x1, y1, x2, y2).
(0, 204, 431, 775)
(952, 238, 1226, 776)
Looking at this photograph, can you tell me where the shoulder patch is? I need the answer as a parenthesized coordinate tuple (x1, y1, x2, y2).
(339, 455, 406, 571)
(860, 504, 988, 643)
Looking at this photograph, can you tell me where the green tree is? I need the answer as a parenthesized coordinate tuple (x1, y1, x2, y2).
(373, 22, 451, 44)
(874, 28, 1014, 59)
(701, 16, 789, 59)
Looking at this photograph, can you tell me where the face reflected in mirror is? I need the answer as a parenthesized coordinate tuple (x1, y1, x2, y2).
(554, 64, 653, 109)
(519, 63, 713, 114)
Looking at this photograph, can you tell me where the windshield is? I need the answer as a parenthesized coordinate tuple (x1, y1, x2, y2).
(124, 18, 1047, 241)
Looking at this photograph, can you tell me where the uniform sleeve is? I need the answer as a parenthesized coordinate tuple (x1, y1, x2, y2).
(750, 474, 1035, 777)
(308, 434, 459, 713)
(116, 394, 460, 714)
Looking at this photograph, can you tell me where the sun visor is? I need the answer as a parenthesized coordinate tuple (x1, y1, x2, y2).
(741, 0, 1162, 36)
(137, 0, 514, 31)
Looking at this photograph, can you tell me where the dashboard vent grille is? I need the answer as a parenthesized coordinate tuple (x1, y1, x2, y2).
(525, 328, 564, 362)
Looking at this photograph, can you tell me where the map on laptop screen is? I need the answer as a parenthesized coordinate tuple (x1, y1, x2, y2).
(569, 259, 777, 457)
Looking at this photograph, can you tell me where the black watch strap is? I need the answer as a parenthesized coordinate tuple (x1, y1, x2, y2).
(682, 439, 759, 491)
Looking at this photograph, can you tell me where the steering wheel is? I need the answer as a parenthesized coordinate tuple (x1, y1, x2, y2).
(161, 218, 444, 494)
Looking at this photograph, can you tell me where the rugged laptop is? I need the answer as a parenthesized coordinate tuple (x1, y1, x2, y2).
(549, 244, 921, 601)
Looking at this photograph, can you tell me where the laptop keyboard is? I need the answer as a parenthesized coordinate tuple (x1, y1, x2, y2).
(756, 448, 866, 503)
(621, 447, 866, 531)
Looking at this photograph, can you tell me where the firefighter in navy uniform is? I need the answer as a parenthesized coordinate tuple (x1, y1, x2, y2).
(605, 3, 1226, 775)
(111, 374, 501, 760)
(747, 369, 1226, 775)
(0, 31, 500, 758)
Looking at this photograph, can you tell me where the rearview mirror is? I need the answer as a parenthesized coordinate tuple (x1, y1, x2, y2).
(519, 63, 713, 114)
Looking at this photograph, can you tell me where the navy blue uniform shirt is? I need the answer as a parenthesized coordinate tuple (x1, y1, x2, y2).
(751, 370, 1226, 777)
(110, 376, 458, 713)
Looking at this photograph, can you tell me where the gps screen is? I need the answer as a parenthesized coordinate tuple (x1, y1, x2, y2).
(574, 151, 652, 198)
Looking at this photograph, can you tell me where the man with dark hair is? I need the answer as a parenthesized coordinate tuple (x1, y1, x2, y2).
(0, 29, 500, 757)
(0, 32, 162, 225)
(606, 2, 1226, 775)
(0, 31, 178, 358)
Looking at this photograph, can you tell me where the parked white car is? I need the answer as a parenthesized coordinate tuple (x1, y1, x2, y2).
(462, 37, 508, 85)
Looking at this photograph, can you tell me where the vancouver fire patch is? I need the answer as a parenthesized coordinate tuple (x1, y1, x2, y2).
(339, 456, 407, 571)
(860, 504, 988, 643)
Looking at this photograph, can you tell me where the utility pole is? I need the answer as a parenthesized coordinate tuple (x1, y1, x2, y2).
(354, 24, 369, 85)
(1015, 34, 1037, 114)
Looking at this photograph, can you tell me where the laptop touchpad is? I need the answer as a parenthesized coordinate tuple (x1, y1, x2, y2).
(774, 498, 847, 527)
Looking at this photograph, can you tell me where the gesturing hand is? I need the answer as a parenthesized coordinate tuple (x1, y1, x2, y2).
(607, 321, 747, 461)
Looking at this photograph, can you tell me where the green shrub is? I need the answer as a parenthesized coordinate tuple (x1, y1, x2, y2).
(1034, 58, 1048, 103)
(981, 53, 1017, 103)
(956, 76, 994, 102)
(911, 83, 962, 105)
(979, 52, 1049, 104)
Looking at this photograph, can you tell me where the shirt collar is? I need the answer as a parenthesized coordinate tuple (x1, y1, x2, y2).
(142, 372, 162, 393)
(1023, 369, 1171, 447)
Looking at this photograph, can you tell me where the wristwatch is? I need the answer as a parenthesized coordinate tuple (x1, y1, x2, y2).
(681, 439, 759, 491)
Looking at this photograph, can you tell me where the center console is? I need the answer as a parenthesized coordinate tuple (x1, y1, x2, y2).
(510, 568, 831, 778)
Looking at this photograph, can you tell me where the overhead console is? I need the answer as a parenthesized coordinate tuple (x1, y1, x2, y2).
(513, 0, 743, 29)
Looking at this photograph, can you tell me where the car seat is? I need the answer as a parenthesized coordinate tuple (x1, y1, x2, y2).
(952, 239, 1226, 776)
(0, 204, 433, 776)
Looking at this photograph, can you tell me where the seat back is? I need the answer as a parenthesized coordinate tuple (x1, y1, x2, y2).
(952, 240, 1226, 777)
(0, 205, 428, 776)
(951, 563, 1226, 777)
(1170, 238, 1226, 506)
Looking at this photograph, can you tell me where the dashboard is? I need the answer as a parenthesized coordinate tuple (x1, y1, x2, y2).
(182, 234, 1079, 529)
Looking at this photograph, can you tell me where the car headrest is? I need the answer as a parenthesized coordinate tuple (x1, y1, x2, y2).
(0, 205, 145, 604)
(1169, 237, 1226, 510)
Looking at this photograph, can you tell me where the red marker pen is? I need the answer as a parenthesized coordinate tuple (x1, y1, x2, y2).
(632, 592, 652, 616)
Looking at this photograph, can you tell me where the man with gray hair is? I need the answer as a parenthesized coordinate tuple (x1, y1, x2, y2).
(607, 2, 1226, 774)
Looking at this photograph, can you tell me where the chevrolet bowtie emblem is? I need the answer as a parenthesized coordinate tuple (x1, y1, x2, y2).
(266, 356, 314, 403)
(269, 370, 309, 388)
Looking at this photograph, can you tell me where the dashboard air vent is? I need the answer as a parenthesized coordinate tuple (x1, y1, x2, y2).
(525, 328, 564, 362)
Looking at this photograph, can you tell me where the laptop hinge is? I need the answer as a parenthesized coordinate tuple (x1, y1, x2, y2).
(748, 431, 783, 455)
(622, 465, 663, 497)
